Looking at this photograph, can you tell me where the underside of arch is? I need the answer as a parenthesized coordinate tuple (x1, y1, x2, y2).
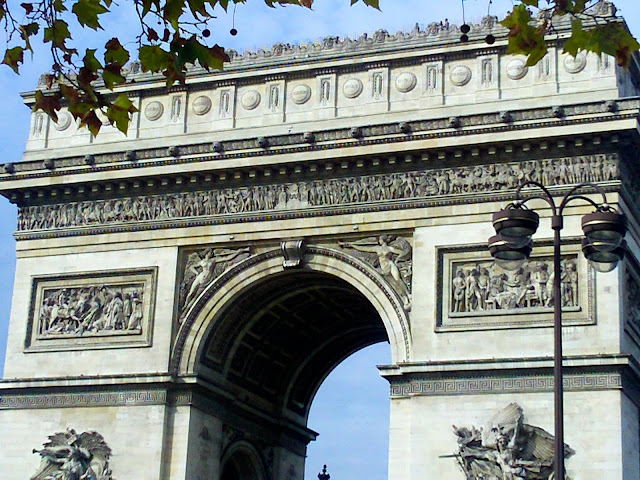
(201, 270, 387, 416)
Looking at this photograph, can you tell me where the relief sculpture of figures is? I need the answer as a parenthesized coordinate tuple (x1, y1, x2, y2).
(179, 246, 251, 318)
(30, 428, 113, 480)
(451, 257, 579, 314)
(17, 154, 619, 232)
(451, 403, 574, 480)
(339, 235, 412, 310)
(39, 284, 144, 337)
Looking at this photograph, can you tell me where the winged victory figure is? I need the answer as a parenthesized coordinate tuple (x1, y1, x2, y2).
(340, 235, 412, 310)
(31, 428, 113, 480)
(451, 403, 574, 480)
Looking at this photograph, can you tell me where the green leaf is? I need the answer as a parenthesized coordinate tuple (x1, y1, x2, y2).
(500, 4, 547, 66)
(106, 93, 138, 133)
(139, 45, 171, 72)
(102, 63, 126, 89)
(2, 46, 24, 74)
(52, 0, 67, 11)
(72, 0, 109, 30)
(104, 38, 129, 65)
(563, 21, 640, 68)
(44, 20, 71, 49)
(19, 23, 39, 52)
(83, 48, 103, 71)
(164, 0, 185, 30)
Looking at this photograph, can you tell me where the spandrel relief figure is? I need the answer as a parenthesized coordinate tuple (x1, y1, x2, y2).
(38, 284, 145, 337)
(451, 403, 574, 480)
(451, 256, 579, 314)
(340, 235, 412, 310)
(179, 246, 251, 318)
(31, 429, 113, 480)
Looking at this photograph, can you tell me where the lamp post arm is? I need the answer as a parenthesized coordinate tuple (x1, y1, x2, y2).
(515, 181, 558, 216)
(558, 182, 609, 211)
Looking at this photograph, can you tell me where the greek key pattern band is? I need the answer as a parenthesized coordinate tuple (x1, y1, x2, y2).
(390, 373, 623, 397)
(0, 390, 167, 410)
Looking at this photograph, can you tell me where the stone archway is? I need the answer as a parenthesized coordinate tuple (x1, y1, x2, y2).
(172, 245, 412, 382)
(220, 441, 266, 480)
(167, 245, 411, 479)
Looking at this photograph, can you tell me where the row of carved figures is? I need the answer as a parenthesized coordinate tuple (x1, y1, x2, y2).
(39, 285, 144, 337)
(451, 258, 579, 313)
(17, 155, 617, 231)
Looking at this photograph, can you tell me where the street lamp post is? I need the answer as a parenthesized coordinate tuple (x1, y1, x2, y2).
(488, 181, 627, 479)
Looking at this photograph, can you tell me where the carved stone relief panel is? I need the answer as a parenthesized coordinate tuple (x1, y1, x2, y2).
(219, 89, 232, 117)
(424, 63, 441, 93)
(31, 429, 114, 480)
(16, 154, 619, 233)
(144, 101, 164, 121)
(450, 65, 472, 87)
(506, 58, 528, 80)
(177, 246, 252, 321)
(437, 242, 593, 331)
(25, 268, 157, 351)
(452, 403, 574, 479)
(192, 95, 212, 116)
(339, 234, 412, 311)
(564, 52, 587, 74)
(480, 58, 494, 87)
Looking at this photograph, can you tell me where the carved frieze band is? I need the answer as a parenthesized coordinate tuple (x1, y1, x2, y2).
(25, 268, 157, 352)
(389, 373, 622, 397)
(17, 154, 618, 235)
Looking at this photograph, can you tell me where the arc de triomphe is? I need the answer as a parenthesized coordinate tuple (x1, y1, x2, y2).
(2, 8, 640, 480)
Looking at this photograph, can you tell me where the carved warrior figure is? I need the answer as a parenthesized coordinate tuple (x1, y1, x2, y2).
(451, 257, 578, 314)
(340, 235, 412, 310)
(39, 284, 144, 336)
(451, 403, 574, 480)
(17, 155, 618, 232)
(179, 246, 251, 318)
(31, 429, 113, 480)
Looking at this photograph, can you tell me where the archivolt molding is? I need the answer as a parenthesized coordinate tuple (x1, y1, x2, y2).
(170, 245, 412, 375)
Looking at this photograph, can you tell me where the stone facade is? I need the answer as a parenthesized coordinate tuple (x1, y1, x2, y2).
(2, 5, 640, 480)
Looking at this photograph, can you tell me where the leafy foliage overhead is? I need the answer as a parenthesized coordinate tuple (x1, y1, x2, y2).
(0, 0, 637, 136)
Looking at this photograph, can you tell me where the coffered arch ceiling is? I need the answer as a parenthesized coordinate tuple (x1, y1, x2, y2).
(199, 270, 388, 418)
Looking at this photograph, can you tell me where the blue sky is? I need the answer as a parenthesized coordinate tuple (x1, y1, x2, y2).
(1, 1, 639, 479)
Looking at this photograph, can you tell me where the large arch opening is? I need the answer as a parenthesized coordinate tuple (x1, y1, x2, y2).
(172, 247, 410, 479)
(198, 270, 388, 418)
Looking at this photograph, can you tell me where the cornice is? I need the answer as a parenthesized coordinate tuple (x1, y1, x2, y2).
(2, 98, 638, 202)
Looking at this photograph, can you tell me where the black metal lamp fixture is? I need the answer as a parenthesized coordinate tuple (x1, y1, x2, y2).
(489, 193, 626, 273)
(487, 180, 627, 480)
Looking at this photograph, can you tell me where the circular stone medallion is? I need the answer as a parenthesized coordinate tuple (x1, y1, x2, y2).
(192, 95, 212, 115)
(506, 58, 529, 80)
(145, 101, 164, 121)
(450, 65, 472, 86)
(395, 72, 417, 93)
(53, 112, 72, 131)
(564, 52, 587, 74)
(241, 90, 261, 110)
(291, 84, 312, 105)
(343, 78, 363, 99)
